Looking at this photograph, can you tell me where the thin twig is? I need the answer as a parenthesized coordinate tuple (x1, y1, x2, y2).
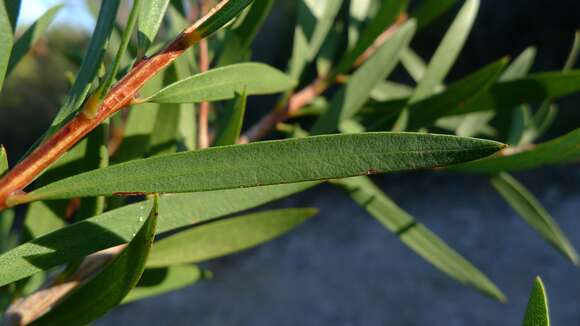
(198, 0, 212, 149)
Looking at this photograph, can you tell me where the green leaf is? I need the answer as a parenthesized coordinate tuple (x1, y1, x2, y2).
(147, 208, 317, 267)
(23, 201, 67, 239)
(334, 0, 408, 75)
(410, 0, 455, 30)
(214, 91, 247, 146)
(311, 21, 416, 134)
(28, 196, 158, 326)
(0, 0, 15, 91)
(145, 63, 296, 104)
(192, 0, 255, 40)
(400, 47, 429, 83)
(0, 145, 7, 175)
(523, 277, 550, 326)
(452, 128, 580, 173)
(464, 70, 580, 114)
(123, 265, 203, 304)
(490, 173, 578, 264)
(6, 4, 63, 76)
(336, 176, 505, 302)
(218, 0, 274, 66)
(500, 47, 537, 82)
(20, 133, 505, 203)
(137, 0, 170, 53)
(370, 81, 413, 102)
(289, 0, 345, 78)
(0, 182, 315, 287)
(3, 0, 20, 33)
(394, 0, 479, 131)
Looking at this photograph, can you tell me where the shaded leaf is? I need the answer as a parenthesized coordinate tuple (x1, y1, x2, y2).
(311, 21, 416, 134)
(145, 63, 296, 104)
(523, 277, 550, 326)
(411, 0, 455, 30)
(490, 173, 577, 264)
(214, 90, 247, 146)
(336, 176, 505, 302)
(452, 128, 580, 173)
(29, 196, 158, 326)
(123, 265, 203, 304)
(0, 145, 7, 175)
(147, 208, 317, 267)
(6, 4, 63, 76)
(370, 81, 413, 102)
(21, 133, 504, 203)
(137, 0, 170, 53)
(23, 201, 67, 239)
(0, 182, 316, 287)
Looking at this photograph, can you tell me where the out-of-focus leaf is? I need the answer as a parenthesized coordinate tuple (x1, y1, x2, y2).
(214, 91, 247, 146)
(6, 4, 62, 76)
(145, 63, 296, 104)
(147, 208, 317, 267)
(137, 0, 170, 53)
(28, 197, 158, 326)
(0, 182, 316, 287)
(48, 1, 120, 130)
(400, 47, 428, 83)
(334, 0, 408, 75)
(21, 133, 504, 202)
(370, 81, 413, 101)
(3, 0, 20, 33)
(218, 0, 274, 66)
(0, 209, 15, 252)
(411, 0, 455, 30)
(500, 47, 537, 82)
(463, 71, 580, 114)
(394, 0, 479, 131)
(523, 277, 550, 326)
(316, 21, 343, 77)
(0, 0, 15, 91)
(0, 145, 7, 175)
(289, 0, 344, 78)
(347, 0, 373, 48)
(452, 128, 580, 173)
(311, 21, 416, 134)
(123, 265, 203, 303)
(490, 173, 578, 264)
(336, 176, 505, 302)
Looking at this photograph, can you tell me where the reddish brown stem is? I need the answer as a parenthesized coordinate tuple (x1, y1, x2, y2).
(197, 1, 212, 149)
(0, 4, 216, 209)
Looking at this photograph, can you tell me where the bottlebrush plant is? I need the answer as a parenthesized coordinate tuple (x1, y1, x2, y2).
(0, 0, 579, 324)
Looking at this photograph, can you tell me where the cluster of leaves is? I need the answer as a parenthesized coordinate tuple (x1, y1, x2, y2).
(0, 0, 578, 324)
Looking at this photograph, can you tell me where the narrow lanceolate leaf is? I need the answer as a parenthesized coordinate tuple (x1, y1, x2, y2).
(137, 0, 170, 53)
(464, 71, 580, 114)
(123, 265, 203, 304)
(334, 0, 408, 75)
(214, 91, 247, 146)
(523, 277, 550, 326)
(29, 197, 158, 326)
(0, 182, 315, 287)
(145, 63, 296, 103)
(311, 21, 416, 134)
(452, 128, 580, 173)
(336, 176, 505, 302)
(0, 145, 7, 175)
(23, 201, 67, 238)
(193, 0, 255, 40)
(290, 0, 344, 78)
(20, 133, 505, 203)
(0, 0, 15, 91)
(48, 1, 119, 129)
(147, 208, 317, 267)
(490, 173, 578, 264)
(6, 4, 62, 76)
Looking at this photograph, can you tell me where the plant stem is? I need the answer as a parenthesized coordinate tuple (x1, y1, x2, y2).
(0, 1, 227, 210)
(198, 0, 212, 149)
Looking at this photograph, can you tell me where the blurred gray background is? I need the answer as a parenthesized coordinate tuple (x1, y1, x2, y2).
(1, 1, 579, 325)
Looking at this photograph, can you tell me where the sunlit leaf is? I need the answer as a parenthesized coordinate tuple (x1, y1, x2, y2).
(336, 176, 505, 302)
(147, 208, 317, 267)
(20, 133, 504, 203)
(214, 91, 247, 146)
(0, 182, 316, 287)
(490, 173, 578, 264)
(145, 63, 296, 104)
(0, 145, 7, 175)
(0, 0, 15, 91)
(137, 0, 170, 53)
(311, 21, 416, 134)
(522, 277, 550, 326)
(28, 196, 158, 326)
